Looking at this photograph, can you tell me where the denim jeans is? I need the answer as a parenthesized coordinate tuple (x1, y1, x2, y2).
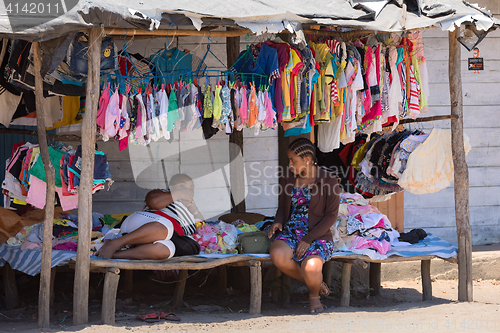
(70, 33, 116, 75)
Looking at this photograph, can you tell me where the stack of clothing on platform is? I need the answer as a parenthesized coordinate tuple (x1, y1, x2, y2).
(332, 193, 401, 257)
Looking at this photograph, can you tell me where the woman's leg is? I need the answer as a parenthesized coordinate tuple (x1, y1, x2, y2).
(269, 240, 304, 283)
(301, 255, 325, 311)
(112, 243, 171, 260)
(98, 222, 169, 258)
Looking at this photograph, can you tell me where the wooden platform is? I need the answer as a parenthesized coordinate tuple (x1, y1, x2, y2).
(80, 253, 457, 324)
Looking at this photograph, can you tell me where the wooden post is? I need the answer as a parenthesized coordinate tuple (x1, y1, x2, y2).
(172, 270, 188, 308)
(421, 260, 432, 301)
(249, 261, 262, 314)
(33, 41, 56, 329)
(340, 262, 352, 307)
(449, 27, 473, 302)
(227, 27, 246, 213)
(369, 263, 381, 296)
(73, 27, 102, 325)
(3, 263, 19, 309)
(102, 268, 120, 324)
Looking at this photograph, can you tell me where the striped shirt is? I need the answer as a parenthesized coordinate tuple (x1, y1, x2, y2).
(150, 201, 197, 236)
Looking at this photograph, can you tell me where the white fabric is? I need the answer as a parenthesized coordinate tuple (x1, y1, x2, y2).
(317, 114, 342, 153)
(1, 171, 25, 201)
(0, 91, 23, 128)
(398, 128, 471, 194)
(120, 211, 176, 258)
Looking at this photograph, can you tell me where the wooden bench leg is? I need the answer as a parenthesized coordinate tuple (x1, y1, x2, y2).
(217, 266, 227, 294)
(172, 270, 188, 308)
(281, 274, 291, 304)
(102, 268, 120, 325)
(421, 260, 432, 301)
(340, 262, 352, 307)
(50, 267, 57, 309)
(369, 263, 381, 296)
(271, 268, 282, 302)
(122, 270, 133, 298)
(3, 263, 20, 310)
(323, 260, 334, 288)
(249, 261, 262, 314)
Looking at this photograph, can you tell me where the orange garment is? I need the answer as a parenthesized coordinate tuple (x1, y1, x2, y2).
(247, 83, 259, 127)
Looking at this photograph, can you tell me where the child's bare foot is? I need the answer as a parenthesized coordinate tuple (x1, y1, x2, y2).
(97, 239, 121, 258)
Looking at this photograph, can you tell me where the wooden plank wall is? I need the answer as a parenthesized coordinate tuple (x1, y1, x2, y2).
(372, 192, 405, 233)
(403, 1, 500, 245)
(90, 34, 279, 220)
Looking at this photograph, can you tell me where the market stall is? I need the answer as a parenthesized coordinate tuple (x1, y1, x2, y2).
(0, 0, 498, 327)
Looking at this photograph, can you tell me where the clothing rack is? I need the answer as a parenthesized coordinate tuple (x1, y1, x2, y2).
(397, 114, 459, 125)
(100, 69, 269, 82)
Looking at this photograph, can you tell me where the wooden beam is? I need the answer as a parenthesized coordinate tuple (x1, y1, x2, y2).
(0, 128, 82, 141)
(449, 27, 473, 302)
(397, 114, 459, 125)
(227, 27, 246, 213)
(303, 29, 374, 37)
(104, 27, 251, 37)
(73, 27, 102, 326)
(33, 41, 56, 329)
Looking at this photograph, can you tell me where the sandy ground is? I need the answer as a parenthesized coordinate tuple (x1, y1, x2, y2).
(1, 277, 499, 333)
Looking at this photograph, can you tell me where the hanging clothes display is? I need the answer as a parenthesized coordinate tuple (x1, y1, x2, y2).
(2, 142, 113, 211)
(318, 128, 471, 199)
(398, 128, 471, 194)
(86, 29, 432, 152)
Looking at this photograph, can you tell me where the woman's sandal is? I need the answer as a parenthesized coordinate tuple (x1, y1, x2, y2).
(309, 295, 326, 314)
(137, 312, 160, 322)
(320, 281, 330, 296)
(158, 311, 181, 322)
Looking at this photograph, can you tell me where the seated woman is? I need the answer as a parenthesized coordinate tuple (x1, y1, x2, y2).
(98, 174, 203, 260)
(268, 138, 340, 314)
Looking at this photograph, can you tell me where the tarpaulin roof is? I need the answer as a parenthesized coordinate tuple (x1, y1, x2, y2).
(0, 0, 498, 40)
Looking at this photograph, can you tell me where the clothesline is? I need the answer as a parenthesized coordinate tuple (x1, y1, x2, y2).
(100, 69, 269, 84)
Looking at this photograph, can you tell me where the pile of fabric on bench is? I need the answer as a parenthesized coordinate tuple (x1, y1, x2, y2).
(332, 193, 405, 257)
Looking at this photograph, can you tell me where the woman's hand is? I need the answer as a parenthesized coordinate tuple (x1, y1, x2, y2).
(295, 240, 310, 259)
(268, 222, 282, 239)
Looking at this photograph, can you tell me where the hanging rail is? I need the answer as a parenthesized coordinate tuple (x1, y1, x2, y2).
(104, 27, 251, 37)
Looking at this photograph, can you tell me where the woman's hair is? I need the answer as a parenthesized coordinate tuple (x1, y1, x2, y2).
(288, 138, 316, 162)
